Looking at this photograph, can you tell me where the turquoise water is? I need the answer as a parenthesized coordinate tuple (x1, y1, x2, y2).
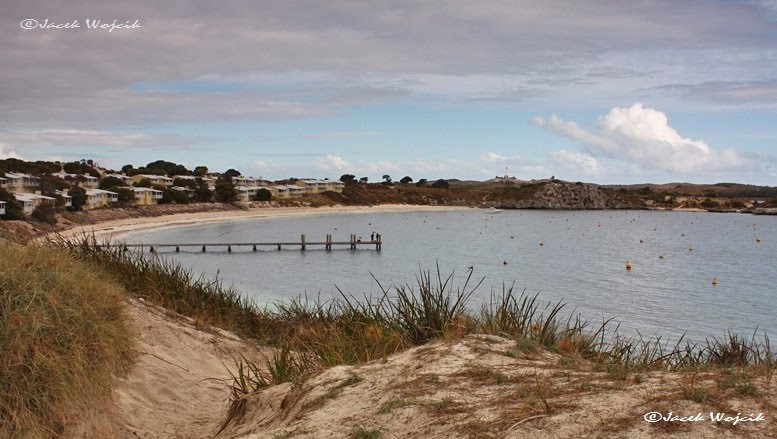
(125, 209, 777, 342)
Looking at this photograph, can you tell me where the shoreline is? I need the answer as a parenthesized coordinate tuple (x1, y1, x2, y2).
(59, 204, 472, 240)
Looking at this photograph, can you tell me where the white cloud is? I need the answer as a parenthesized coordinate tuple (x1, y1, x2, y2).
(534, 103, 758, 175)
(480, 152, 507, 163)
(0, 143, 24, 160)
(313, 155, 352, 172)
(549, 150, 604, 175)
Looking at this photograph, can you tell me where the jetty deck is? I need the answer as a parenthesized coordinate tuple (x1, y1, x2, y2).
(97, 233, 382, 252)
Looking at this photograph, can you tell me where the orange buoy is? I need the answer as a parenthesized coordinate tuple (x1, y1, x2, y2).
(712, 278, 718, 286)
(625, 260, 632, 270)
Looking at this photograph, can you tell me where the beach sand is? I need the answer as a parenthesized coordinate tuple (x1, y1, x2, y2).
(60, 204, 471, 241)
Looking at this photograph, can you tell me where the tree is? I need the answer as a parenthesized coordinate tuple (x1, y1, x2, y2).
(223, 169, 241, 179)
(359, 177, 368, 184)
(214, 177, 237, 202)
(400, 176, 413, 185)
(31, 203, 57, 225)
(193, 178, 213, 202)
(416, 178, 428, 187)
(144, 160, 188, 176)
(167, 188, 190, 204)
(431, 179, 449, 189)
(173, 178, 198, 190)
(0, 189, 25, 220)
(39, 175, 69, 197)
(193, 166, 209, 177)
(382, 174, 392, 184)
(99, 176, 128, 190)
(340, 174, 356, 184)
(254, 188, 272, 201)
(133, 178, 152, 188)
(109, 186, 135, 204)
(68, 186, 87, 211)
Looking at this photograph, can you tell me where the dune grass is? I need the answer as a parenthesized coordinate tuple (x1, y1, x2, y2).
(0, 243, 135, 438)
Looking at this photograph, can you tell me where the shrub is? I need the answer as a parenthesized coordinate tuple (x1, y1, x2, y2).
(30, 202, 57, 225)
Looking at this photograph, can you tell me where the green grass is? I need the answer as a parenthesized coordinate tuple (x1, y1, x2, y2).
(0, 243, 135, 438)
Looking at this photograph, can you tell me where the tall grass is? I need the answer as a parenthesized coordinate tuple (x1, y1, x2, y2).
(0, 243, 134, 438)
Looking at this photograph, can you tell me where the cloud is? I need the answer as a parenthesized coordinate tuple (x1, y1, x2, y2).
(534, 103, 758, 175)
(480, 152, 507, 163)
(0, 143, 24, 160)
(313, 155, 352, 172)
(549, 150, 603, 175)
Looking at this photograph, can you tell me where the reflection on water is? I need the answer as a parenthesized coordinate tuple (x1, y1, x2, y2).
(126, 209, 777, 342)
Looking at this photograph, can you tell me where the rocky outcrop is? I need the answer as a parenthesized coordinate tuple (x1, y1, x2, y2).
(488, 180, 647, 210)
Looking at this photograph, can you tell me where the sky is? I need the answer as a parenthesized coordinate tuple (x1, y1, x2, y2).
(2, 0, 777, 184)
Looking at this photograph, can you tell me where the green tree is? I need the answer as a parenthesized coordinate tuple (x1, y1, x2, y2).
(31, 203, 57, 225)
(0, 189, 25, 220)
(133, 178, 152, 188)
(359, 177, 368, 184)
(214, 177, 237, 202)
(68, 186, 87, 211)
(254, 188, 272, 201)
(193, 166, 209, 176)
(415, 178, 428, 187)
(400, 176, 413, 184)
(109, 186, 135, 204)
(340, 174, 356, 184)
(39, 175, 69, 197)
(193, 178, 213, 202)
(382, 174, 392, 184)
(223, 168, 241, 179)
(431, 179, 449, 189)
(99, 176, 128, 190)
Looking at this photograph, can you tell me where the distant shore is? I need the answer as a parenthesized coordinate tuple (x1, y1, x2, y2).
(60, 204, 472, 241)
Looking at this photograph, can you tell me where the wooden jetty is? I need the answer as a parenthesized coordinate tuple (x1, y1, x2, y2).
(97, 233, 382, 253)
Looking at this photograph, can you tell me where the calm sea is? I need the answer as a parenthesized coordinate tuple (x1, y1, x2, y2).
(125, 209, 776, 342)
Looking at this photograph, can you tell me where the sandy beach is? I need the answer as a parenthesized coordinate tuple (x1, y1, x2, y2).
(60, 204, 472, 241)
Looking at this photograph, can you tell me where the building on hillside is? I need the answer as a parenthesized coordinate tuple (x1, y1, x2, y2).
(295, 179, 344, 193)
(131, 174, 174, 187)
(84, 189, 119, 209)
(105, 173, 134, 186)
(130, 187, 164, 205)
(12, 192, 55, 215)
(0, 176, 7, 189)
(52, 171, 99, 189)
(4, 173, 40, 193)
(0, 200, 6, 216)
(234, 185, 273, 202)
(232, 176, 271, 187)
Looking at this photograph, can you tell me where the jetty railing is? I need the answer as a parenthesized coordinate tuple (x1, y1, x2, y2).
(96, 233, 382, 253)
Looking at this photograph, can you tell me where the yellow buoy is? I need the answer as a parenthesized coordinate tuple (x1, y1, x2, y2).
(756, 236, 761, 243)
(625, 260, 632, 270)
(712, 278, 718, 286)
(689, 246, 694, 251)
(659, 255, 665, 259)
(503, 260, 508, 265)
(539, 242, 544, 246)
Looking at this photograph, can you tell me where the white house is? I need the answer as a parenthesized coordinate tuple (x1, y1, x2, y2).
(172, 175, 216, 189)
(4, 173, 40, 193)
(52, 171, 99, 189)
(130, 187, 164, 205)
(232, 176, 271, 187)
(0, 200, 6, 216)
(84, 189, 119, 209)
(131, 174, 174, 187)
(12, 192, 55, 215)
(0, 176, 7, 190)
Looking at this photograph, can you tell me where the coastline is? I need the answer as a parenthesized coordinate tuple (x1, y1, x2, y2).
(59, 204, 472, 240)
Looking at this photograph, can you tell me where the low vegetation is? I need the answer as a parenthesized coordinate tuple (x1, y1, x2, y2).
(0, 244, 134, 438)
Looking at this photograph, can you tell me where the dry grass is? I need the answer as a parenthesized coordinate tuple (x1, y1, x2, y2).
(0, 243, 134, 438)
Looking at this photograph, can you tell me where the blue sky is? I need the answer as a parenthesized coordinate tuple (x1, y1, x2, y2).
(2, 0, 777, 184)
